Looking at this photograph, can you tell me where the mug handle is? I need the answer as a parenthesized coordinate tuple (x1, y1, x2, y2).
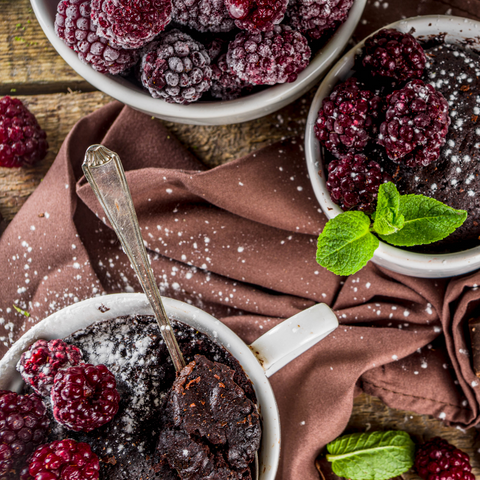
(249, 303, 338, 377)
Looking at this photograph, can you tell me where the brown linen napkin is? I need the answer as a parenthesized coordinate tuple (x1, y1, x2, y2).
(1, 103, 480, 480)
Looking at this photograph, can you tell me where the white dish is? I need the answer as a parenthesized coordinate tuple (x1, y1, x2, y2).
(305, 15, 480, 278)
(30, 0, 365, 125)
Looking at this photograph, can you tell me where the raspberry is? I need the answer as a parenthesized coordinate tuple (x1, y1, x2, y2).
(139, 30, 213, 104)
(377, 79, 450, 167)
(0, 97, 48, 169)
(326, 153, 390, 212)
(91, 0, 172, 50)
(415, 437, 475, 480)
(172, 0, 234, 32)
(51, 364, 120, 432)
(314, 78, 383, 156)
(17, 339, 83, 397)
(22, 439, 100, 480)
(54, 0, 139, 75)
(224, 0, 288, 32)
(285, 0, 354, 40)
(226, 25, 311, 86)
(211, 54, 251, 100)
(362, 29, 426, 81)
(0, 391, 49, 478)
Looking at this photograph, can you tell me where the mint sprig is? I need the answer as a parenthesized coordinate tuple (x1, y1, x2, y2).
(316, 182, 467, 276)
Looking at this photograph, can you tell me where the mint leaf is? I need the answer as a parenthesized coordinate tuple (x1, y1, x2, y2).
(316, 211, 379, 276)
(378, 194, 467, 246)
(373, 182, 405, 235)
(326, 431, 415, 480)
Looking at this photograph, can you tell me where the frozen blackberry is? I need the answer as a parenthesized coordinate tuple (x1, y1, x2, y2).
(226, 25, 310, 86)
(206, 37, 228, 62)
(224, 0, 288, 32)
(362, 29, 426, 81)
(314, 77, 382, 156)
(415, 437, 475, 480)
(0, 391, 49, 478)
(51, 364, 120, 432)
(139, 30, 212, 104)
(211, 54, 251, 100)
(172, 0, 234, 32)
(0, 97, 48, 169)
(286, 0, 354, 40)
(91, 0, 172, 50)
(326, 153, 390, 212)
(377, 79, 450, 167)
(17, 339, 83, 397)
(54, 0, 139, 75)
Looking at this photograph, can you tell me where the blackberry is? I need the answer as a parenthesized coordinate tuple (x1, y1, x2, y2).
(377, 79, 450, 167)
(51, 364, 120, 432)
(285, 0, 354, 40)
(0, 391, 49, 478)
(415, 437, 475, 480)
(224, 0, 288, 32)
(139, 30, 212, 104)
(314, 77, 382, 156)
(226, 25, 310, 86)
(17, 339, 83, 397)
(91, 0, 172, 50)
(326, 153, 390, 212)
(54, 0, 139, 75)
(0, 97, 48, 169)
(211, 54, 251, 100)
(362, 28, 426, 81)
(172, 0, 234, 32)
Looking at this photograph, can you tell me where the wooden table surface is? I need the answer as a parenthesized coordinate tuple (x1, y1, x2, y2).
(0, 0, 479, 476)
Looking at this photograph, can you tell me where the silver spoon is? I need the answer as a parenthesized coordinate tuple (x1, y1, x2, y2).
(82, 144, 186, 372)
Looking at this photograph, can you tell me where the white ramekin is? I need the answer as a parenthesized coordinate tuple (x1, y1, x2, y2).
(30, 0, 365, 125)
(0, 293, 338, 480)
(305, 15, 480, 278)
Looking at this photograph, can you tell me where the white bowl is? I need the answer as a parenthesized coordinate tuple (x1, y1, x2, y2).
(0, 293, 338, 479)
(305, 15, 480, 278)
(30, 0, 366, 125)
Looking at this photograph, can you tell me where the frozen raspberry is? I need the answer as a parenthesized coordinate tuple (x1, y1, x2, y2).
(0, 391, 49, 478)
(226, 25, 310, 86)
(0, 97, 48, 168)
(91, 0, 172, 50)
(225, 0, 288, 32)
(415, 437, 475, 480)
(211, 54, 251, 100)
(139, 30, 212, 104)
(172, 0, 234, 32)
(51, 364, 120, 432)
(23, 439, 100, 480)
(286, 0, 354, 40)
(326, 153, 390, 212)
(17, 339, 83, 397)
(314, 78, 382, 156)
(362, 29, 426, 81)
(54, 0, 139, 75)
(377, 79, 450, 167)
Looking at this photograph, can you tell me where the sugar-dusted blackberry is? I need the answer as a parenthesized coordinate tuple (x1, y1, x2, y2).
(326, 153, 390, 212)
(17, 339, 83, 397)
(91, 0, 172, 50)
(362, 28, 426, 81)
(139, 30, 212, 104)
(0, 391, 49, 478)
(314, 77, 383, 157)
(415, 437, 475, 480)
(0, 97, 48, 169)
(51, 364, 120, 432)
(226, 25, 310, 86)
(172, 0, 234, 32)
(377, 79, 450, 167)
(54, 0, 139, 75)
(285, 0, 354, 40)
(211, 54, 251, 100)
(224, 0, 288, 32)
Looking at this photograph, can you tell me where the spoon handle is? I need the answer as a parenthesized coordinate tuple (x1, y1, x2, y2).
(82, 144, 186, 372)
